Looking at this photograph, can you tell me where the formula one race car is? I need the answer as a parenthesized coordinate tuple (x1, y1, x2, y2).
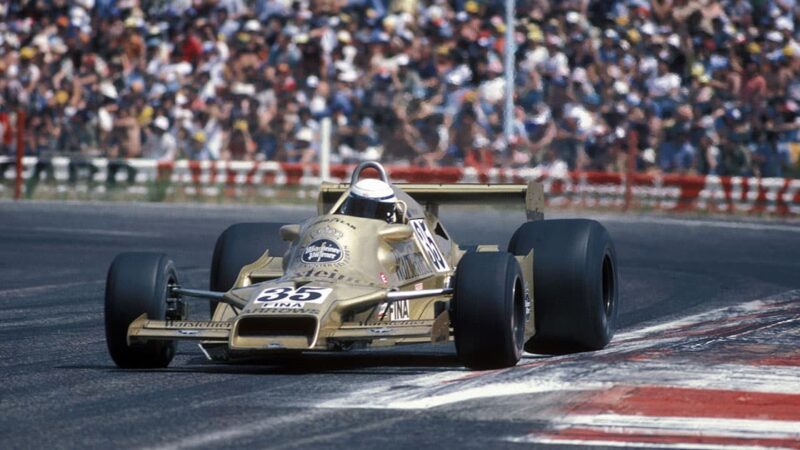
(104, 162, 619, 370)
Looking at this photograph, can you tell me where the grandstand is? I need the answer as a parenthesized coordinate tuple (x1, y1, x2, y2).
(0, 0, 799, 178)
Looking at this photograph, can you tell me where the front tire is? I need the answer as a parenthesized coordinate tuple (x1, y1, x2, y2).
(209, 222, 288, 316)
(452, 252, 525, 370)
(105, 252, 179, 368)
(509, 219, 619, 353)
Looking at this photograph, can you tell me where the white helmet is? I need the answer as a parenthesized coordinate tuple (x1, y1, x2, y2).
(339, 178, 397, 223)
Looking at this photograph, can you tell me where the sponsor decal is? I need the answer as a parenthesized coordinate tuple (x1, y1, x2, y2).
(260, 308, 320, 314)
(524, 287, 532, 320)
(370, 327, 393, 334)
(394, 251, 432, 281)
(316, 216, 357, 230)
(360, 320, 428, 327)
(301, 239, 344, 264)
(178, 329, 200, 335)
(282, 268, 381, 287)
(379, 272, 388, 284)
(414, 282, 424, 291)
(309, 224, 344, 240)
(164, 321, 232, 329)
(379, 300, 410, 321)
(255, 286, 332, 309)
(409, 219, 450, 272)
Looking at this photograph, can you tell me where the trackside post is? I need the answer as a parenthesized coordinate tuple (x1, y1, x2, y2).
(624, 130, 638, 212)
(15, 110, 25, 201)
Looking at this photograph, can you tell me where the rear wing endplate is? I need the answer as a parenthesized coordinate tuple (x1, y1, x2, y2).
(318, 181, 544, 221)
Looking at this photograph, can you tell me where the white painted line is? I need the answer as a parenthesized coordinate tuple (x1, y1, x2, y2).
(505, 436, 787, 450)
(558, 414, 800, 440)
(612, 298, 774, 340)
(148, 409, 329, 450)
(590, 364, 800, 395)
(32, 226, 161, 238)
(0, 269, 207, 300)
(318, 378, 608, 410)
(0, 314, 100, 329)
(0, 280, 105, 299)
(267, 416, 406, 450)
(317, 290, 800, 410)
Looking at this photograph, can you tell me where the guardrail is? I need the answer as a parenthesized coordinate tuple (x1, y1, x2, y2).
(1, 157, 799, 216)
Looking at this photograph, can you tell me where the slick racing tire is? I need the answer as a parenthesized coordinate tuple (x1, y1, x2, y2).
(105, 252, 179, 368)
(452, 252, 525, 370)
(509, 219, 619, 354)
(209, 222, 288, 317)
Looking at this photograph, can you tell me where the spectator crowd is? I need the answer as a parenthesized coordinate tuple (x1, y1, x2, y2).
(1, 0, 800, 178)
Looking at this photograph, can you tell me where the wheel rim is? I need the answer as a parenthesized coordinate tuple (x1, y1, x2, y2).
(601, 254, 615, 317)
(165, 274, 181, 321)
(511, 277, 525, 354)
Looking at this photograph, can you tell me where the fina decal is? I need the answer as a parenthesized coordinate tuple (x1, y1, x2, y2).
(379, 300, 410, 321)
(301, 239, 344, 264)
(379, 272, 388, 284)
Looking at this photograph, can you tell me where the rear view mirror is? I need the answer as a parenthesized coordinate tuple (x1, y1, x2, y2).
(379, 224, 413, 242)
(279, 224, 301, 241)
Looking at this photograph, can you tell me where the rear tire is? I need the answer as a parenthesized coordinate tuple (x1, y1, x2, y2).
(209, 222, 288, 316)
(105, 252, 178, 368)
(509, 219, 619, 353)
(452, 252, 525, 370)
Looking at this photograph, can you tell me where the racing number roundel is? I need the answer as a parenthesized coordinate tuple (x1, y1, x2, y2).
(410, 219, 449, 272)
(255, 286, 332, 306)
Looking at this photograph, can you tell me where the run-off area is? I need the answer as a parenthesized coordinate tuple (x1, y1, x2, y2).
(320, 290, 800, 450)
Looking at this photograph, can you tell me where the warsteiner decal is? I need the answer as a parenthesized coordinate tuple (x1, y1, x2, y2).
(359, 320, 429, 327)
(301, 239, 344, 264)
(165, 321, 232, 329)
(282, 268, 382, 287)
(259, 307, 320, 314)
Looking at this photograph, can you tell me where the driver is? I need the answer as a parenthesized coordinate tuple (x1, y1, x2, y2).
(338, 178, 397, 223)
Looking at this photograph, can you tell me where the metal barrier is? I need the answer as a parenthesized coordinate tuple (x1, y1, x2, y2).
(1, 157, 799, 216)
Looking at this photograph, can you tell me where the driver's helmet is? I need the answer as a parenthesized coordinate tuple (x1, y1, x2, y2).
(339, 178, 397, 223)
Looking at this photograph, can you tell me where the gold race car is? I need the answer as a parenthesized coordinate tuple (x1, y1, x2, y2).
(105, 162, 619, 370)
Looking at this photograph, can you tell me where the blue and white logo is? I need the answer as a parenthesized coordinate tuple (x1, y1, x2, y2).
(301, 239, 343, 264)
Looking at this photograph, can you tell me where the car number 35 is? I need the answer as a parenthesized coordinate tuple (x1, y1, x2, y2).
(255, 286, 332, 304)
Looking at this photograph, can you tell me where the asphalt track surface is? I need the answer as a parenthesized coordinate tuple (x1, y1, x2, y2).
(1, 200, 799, 449)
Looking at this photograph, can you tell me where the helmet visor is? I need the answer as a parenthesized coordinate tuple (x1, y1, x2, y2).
(341, 195, 395, 222)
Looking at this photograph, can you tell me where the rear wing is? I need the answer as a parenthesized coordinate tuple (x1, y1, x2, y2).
(318, 181, 544, 221)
